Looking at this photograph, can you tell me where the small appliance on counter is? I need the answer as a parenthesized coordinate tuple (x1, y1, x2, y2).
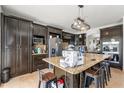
(34, 47, 41, 54)
(32, 44, 47, 54)
(60, 49, 84, 68)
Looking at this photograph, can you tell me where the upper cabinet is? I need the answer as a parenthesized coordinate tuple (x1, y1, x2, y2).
(33, 23, 47, 36)
(33, 23, 47, 44)
(75, 34, 86, 45)
(100, 25, 122, 41)
(62, 32, 75, 44)
(47, 26, 62, 38)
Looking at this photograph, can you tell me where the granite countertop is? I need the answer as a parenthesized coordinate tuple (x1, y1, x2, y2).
(43, 53, 111, 75)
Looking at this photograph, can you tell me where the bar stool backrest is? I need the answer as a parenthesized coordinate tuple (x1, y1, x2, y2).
(93, 66, 104, 76)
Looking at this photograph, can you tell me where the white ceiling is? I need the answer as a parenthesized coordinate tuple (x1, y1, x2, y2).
(2, 5, 124, 34)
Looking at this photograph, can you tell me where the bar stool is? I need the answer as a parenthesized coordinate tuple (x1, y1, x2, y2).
(83, 66, 105, 88)
(102, 53, 112, 80)
(101, 61, 111, 81)
(37, 69, 58, 88)
(91, 61, 112, 86)
(91, 63, 108, 86)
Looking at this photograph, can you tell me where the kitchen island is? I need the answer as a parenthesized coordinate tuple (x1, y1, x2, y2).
(43, 53, 110, 88)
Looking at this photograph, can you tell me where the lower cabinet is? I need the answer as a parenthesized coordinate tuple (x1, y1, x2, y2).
(32, 54, 48, 72)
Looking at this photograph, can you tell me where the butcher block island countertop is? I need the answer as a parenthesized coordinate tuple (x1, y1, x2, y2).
(43, 53, 111, 75)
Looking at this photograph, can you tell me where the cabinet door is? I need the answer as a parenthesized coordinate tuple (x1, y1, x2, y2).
(0, 13, 2, 84)
(3, 17, 18, 77)
(33, 24, 46, 35)
(100, 25, 123, 69)
(18, 20, 31, 75)
(48, 26, 62, 38)
(32, 54, 48, 72)
(33, 24, 47, 44)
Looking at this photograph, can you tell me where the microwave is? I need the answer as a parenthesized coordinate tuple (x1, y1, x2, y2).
(33, 35, 45, 45)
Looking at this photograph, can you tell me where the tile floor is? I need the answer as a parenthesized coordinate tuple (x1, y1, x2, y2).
(0, 68, 124, 88)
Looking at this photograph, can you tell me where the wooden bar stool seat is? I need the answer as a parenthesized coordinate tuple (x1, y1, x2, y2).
(42, 72, 56, 81)
(38, 69, 57, 88)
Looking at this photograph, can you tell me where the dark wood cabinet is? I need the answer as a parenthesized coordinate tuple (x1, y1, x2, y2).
(2, 16, 18, 76)
(33, 23, 47, 44)
(32, 54, 48, 72)
(0, 13, 2, 85)
(2, 16, 32, 77)
(100, 25, 123, 70)
(32, 23, 48, 72)
(18, 20, 32, 75)
(47, 26, 62, 38)
(75, 34, 86, 45)
(62, 32, 75, 44)
(62, 32, 86, 45)
(33, 23, 47, 36)
(101, 26, 122, 42)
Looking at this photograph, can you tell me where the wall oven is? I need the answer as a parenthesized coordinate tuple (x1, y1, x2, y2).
(102, 41, 120, 64)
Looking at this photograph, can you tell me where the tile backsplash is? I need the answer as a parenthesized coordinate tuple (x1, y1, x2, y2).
(33, 44, 47, 54)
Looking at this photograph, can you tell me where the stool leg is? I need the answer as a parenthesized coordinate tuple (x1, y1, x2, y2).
(83, 75, 87, 88)
(99, 76, 102, 88)
(107, 65, 110, 81)
(38, 80, 41, 88)
(94, 77, 99, 88)
(108, 66, 111, 78)
(106, 62, 111, 78)
(101, 69, 105, 88)
(80, 73, 83, 88)
(102, 76, 105, 88)
(55, 78, 58, 88)
(103, 68, 108, 86)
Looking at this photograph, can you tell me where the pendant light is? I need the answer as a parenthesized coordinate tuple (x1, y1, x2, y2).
(71, 5, 90, 31)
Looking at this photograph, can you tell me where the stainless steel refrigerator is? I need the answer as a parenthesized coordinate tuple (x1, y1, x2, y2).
(48, 36, 62, 69)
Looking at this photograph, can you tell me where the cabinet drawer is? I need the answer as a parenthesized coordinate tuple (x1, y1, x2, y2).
(33, 61, 48, 71)
(32, 54, 48, 71)
(34, 56, 43, 61)
(36, 62, 48, 70)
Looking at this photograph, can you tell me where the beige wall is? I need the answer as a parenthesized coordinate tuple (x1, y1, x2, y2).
(86, 28, 100, 52)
